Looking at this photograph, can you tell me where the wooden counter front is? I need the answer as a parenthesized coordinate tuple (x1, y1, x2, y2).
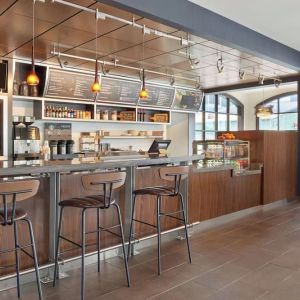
(188, 167, 262, 223)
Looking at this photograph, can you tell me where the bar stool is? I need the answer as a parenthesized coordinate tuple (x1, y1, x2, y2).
(53, 171, 130, 300)
(0, 180, 43, 299)
(127, 165, 191, 275)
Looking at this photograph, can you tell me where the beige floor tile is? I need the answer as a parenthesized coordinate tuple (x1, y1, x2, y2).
(193, 261, 250, 290)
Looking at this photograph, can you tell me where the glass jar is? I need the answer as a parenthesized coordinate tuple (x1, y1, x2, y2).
(101, 110, 109, 120)
(66, 140, 74, 154)
(49, 140, 58, 157)
(19, 81, 29, 96)
(111, 110, 118, 121)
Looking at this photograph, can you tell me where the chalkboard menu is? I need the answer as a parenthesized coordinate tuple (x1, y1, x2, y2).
(173, 88, 204, 111)
(138, 84, 175, 108)
(97, 76, 140, 105)
(45, 69, 95, 101)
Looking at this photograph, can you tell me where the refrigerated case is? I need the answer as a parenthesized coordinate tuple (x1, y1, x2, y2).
(193, 139, 250, 169)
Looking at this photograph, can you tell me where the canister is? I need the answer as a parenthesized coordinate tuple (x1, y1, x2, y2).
(66, 140, 75, 154)
(49, 140, 58, 157)
(57, 140, 66, 155)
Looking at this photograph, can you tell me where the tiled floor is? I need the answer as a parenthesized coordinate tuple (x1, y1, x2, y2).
(2, 200, 300, 299)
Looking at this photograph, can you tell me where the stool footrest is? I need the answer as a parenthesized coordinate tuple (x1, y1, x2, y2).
(132, 218, 157, 228)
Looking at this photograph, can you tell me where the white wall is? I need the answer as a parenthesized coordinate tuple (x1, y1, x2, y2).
(228, 83, 297, 130)
(166, 112, 189, 156)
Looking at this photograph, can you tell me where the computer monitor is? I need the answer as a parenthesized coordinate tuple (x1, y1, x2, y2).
(148, 139, 171, 155)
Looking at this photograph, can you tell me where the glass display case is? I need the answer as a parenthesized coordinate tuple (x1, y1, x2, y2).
(193, 139, 250, 169)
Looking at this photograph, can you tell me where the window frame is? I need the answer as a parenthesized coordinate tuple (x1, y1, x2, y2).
(195, 93, 244, 141)
(256, 92, 297, 131)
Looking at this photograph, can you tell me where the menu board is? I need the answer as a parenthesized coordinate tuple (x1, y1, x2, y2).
(173, 88, 204, 111)
(45, 69, 95, 101)
(138, 84, 175, 108)
(97, 76, 140, 105)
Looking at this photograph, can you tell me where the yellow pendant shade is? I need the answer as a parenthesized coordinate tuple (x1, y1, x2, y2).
(139, 87, 148, 99)
(91, 79, 101, 93)
(26, 69, 39, 86)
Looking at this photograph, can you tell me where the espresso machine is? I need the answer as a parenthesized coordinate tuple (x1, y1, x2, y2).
(13, 117, 41, 160)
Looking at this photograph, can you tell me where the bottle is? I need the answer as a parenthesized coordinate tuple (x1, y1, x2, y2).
(71, 109, 74, 118)
(43, 140, 51, 161)
(74, 109, 77, 119)
(67, 108, 70, 118)
(54, 107, 58, 118)
(63, 106, 67, 118)
(45, 106, 49, 117)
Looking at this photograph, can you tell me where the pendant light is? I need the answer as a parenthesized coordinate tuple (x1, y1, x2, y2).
(26, 0, 39, 86)
(256, 85, 273, 119)
(91, 9, 101, 94)
(139, 26, 148, 99)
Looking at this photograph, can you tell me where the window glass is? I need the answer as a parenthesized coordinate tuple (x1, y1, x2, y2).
(229, 101, 238, 114)
(229, 115, 238, 131)
(195, 112, 203, 130)
(195, 131, 203, 140)
(205, 95, 216, 112)
(279, 95, 297, 113)
(205, 112, 216, 130)
(205, 131, 216, 140)
(218, 114, 227, 131)
(279, 113, 298, 130)
(258, 115, 278, 130)
(218, 95, 227, 113)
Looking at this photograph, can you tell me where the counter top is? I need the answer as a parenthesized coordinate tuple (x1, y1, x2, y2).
(0, 154, 205, 177)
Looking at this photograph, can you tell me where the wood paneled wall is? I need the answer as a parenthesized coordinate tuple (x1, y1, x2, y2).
(188, 167, 261, 223)
(233, 131, 297, 204)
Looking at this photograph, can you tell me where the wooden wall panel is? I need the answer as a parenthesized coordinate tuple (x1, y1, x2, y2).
(0, 177, 50, 276)
(188, 167, 261, 223)
(234, 130, 297, 204)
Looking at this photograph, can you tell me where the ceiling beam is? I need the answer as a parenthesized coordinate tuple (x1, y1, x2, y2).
(98, 0, 300, 71)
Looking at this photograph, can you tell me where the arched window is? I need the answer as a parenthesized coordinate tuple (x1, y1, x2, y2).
(256, 92, 298, 130)
(195, 94, 244, 140)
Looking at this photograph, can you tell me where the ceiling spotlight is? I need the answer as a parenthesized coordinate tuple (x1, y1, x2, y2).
(274, 78, 281, 88)
(112, 57, 119, 67)
(101, 63, 109, 75)
(217, 57, 224, 73)
(57, 53, 64, 69)
(258, 74, 264, 85)
(188, 55, 200, 69)
(239, 69, 245, 80)
(170, 76, 175, 86)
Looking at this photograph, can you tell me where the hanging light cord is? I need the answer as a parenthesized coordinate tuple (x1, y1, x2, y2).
(32, 0, 35, 70)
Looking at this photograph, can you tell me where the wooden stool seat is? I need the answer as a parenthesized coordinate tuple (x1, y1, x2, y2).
(0, 208, 27, 224)
(59, 196, 115, 209)
(133, 186, 175, 196)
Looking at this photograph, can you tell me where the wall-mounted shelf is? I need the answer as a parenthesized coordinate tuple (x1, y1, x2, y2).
(100, 136, 163, 139)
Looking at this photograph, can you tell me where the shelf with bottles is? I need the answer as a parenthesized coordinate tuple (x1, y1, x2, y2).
(13, 61, 47, 98)
(95, 105, 136, 122)
(41, 101, 94, 120)
(193, 139, 250, 170)
(137, 108, 170, 124)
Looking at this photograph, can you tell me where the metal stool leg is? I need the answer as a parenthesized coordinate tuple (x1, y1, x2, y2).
(13, 222, 21, 298)
(97, 208, 100, 273)
(53, 206, 64, 287)
(157, 195, 162, 275)
(81, 209, 86, 300)
(24, 218, 43, 300)
(179, 193, 192, 264)
(127, 194, 136, 261)
(113, 203, 131, 287)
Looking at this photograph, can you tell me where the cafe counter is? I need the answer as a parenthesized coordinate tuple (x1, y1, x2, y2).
(0, 154, 265, 276)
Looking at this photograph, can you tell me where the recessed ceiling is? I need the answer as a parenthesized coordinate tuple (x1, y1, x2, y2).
(0, 0, 297, 89)
(189, 0, 300, 51)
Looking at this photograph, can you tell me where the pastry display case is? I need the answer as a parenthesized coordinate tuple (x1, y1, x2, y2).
(193, 139, 250, 169)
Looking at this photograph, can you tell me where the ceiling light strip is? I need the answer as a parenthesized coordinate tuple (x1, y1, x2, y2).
(51, 49, 198, 83)
(51, 0, 194, 45)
